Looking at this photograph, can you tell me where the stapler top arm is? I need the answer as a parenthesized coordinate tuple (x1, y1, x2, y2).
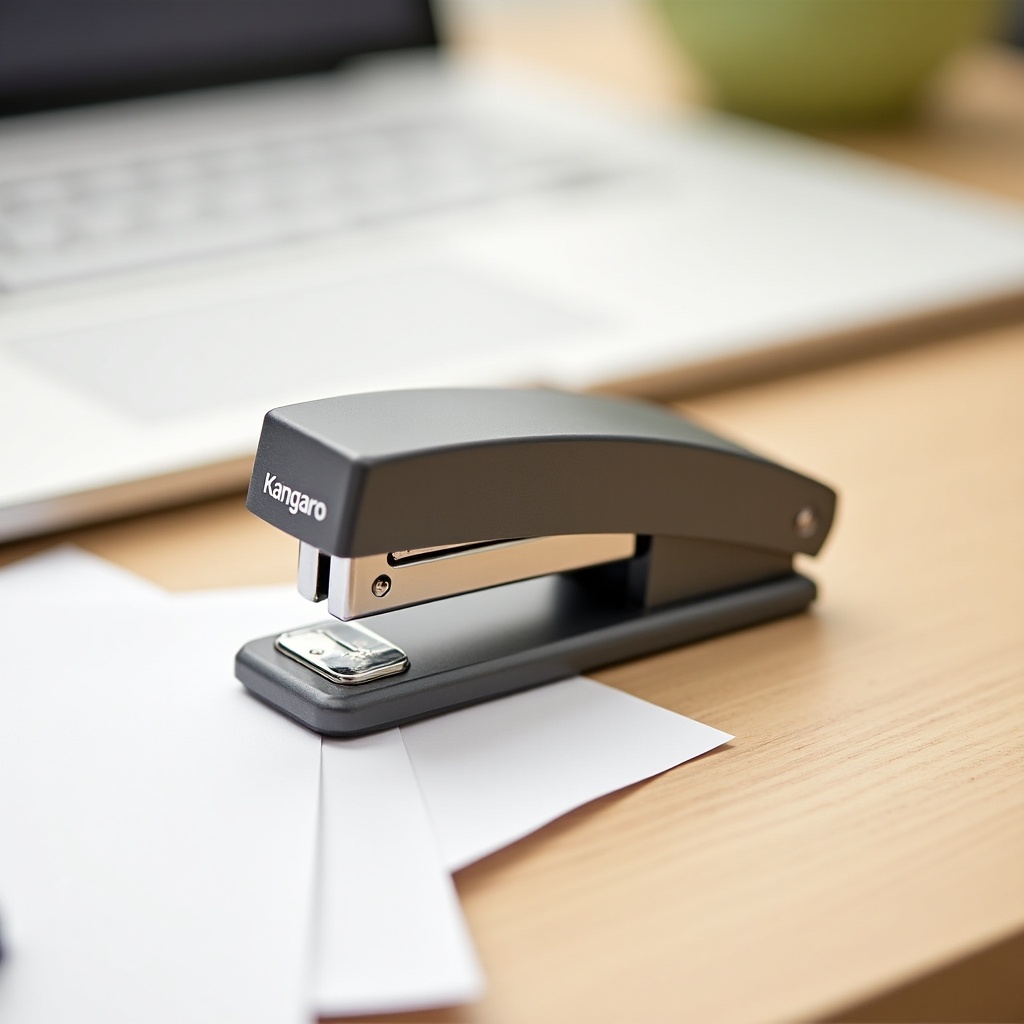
(247, 386, 834, 561)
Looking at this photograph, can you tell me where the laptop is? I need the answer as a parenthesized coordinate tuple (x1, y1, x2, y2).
(2, 0, 1023, 542)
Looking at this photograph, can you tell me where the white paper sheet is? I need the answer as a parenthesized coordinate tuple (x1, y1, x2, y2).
(311, 733, 484, 1016)
(0, 544, 163, 601)
(0, 546, 320, 631)
(0, 549, 734, 1019)
(306, 680, 732, 1014)
(403, 676, 733, 872)
(0, 550, 485, 1020)
(0, 597, 322, 1024)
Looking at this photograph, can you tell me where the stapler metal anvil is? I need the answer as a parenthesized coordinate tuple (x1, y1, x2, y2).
(235, 388, 836, 735)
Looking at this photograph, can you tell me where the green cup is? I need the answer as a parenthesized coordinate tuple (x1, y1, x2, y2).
(656, 0, 999, 126)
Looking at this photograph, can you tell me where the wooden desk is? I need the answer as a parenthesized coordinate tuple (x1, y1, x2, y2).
(4, 8, 1023, 1022)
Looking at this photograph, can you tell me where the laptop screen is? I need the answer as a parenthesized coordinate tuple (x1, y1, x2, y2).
(0, 0, 438, 115)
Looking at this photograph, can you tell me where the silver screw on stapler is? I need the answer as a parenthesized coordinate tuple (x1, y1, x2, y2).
(794, 507, 818, 538)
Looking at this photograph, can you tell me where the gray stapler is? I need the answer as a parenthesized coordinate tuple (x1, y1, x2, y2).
(235, 388, 836, 735)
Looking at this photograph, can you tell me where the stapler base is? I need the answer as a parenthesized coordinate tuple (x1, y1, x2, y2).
(235, 571, 816, 736)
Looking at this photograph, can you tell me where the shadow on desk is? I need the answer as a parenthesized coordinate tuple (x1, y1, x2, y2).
(825, 928, 1024, 1023)
(329, 927, 1024, 1024)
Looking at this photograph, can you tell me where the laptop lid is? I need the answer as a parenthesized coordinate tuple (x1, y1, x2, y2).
(0, 0, 438, 115)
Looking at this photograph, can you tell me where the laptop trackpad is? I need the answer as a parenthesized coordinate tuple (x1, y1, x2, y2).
(6, 265, 597, 420)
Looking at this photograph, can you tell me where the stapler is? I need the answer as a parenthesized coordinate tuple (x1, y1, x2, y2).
(235, 388, 836, 735)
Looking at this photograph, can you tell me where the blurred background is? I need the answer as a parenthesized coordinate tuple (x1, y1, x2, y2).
(1, 0, 1022, 540)
(447, 0, 1024, 193)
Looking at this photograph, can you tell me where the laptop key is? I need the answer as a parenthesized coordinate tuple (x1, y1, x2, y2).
(0, 118, 621, 288)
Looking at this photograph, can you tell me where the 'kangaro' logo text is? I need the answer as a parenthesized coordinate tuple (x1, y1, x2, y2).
(263, 473, 327, 521)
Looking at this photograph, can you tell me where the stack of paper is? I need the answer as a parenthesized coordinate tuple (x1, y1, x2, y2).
(0, 547, 732, 1021)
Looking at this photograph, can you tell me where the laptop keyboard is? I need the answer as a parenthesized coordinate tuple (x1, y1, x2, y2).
(0, 116, 615, 289)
